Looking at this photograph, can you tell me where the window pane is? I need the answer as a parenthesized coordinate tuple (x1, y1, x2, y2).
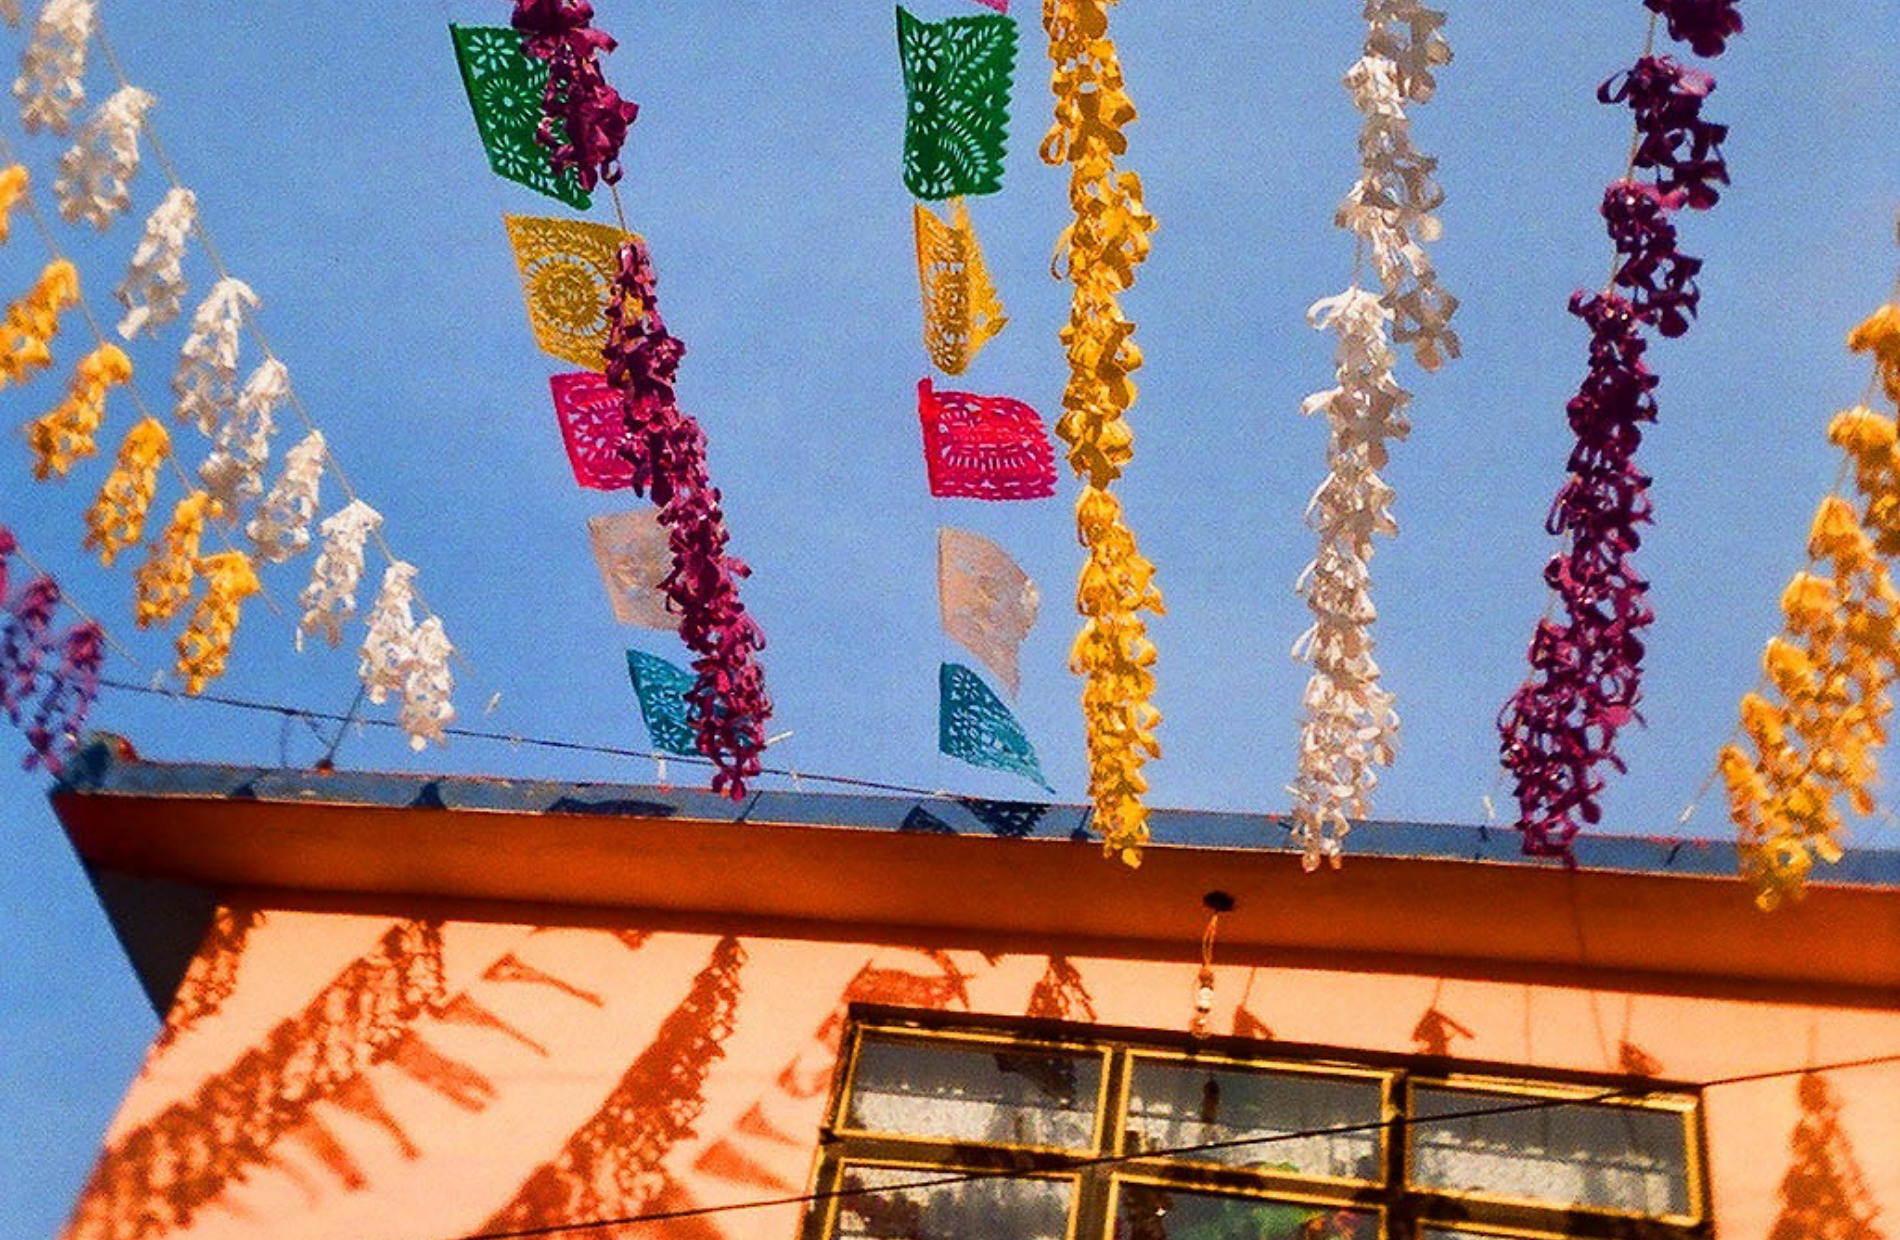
(1409, 1084, 1692, 1216)
(1115, 1184, 1380, 1240)
(845, 1034, 1102, 1149)
(833, 1163, 1073, 1240)
(1125, 1059, 1383, 1180)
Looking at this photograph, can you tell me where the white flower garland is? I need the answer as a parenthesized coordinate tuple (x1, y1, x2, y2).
(298, 498, 381, 648)
(115, 186, 195, 339)
(13, 0, 93, 135)
(0, 1, 24, 28)
(399, 616, 455, 750)
(247, 428, 324, 563)
(174, 276, 257, 434)
(359, 561, 418, 705)
(54, 84, 153, 230)
(198, 357, 286, 516)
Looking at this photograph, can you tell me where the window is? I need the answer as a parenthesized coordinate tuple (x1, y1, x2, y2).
(803, 1010, 1707, 1240)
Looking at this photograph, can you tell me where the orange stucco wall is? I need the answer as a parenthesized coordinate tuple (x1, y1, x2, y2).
(66, 905, 1900, 1240)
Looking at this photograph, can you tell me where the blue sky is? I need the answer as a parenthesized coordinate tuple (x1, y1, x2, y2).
(2, 2, 1897, 1234)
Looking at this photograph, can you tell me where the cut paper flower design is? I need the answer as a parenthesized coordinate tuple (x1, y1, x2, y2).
(13, 0, 93, 135)
(626, 647, 698, 757)
(1642, 0, 1743, 58)
(198, 357, 287, 517)
(247, 429, 325, 563)
(298, 498, 382, 648)
(914, 198, 1007, 375)
(359, 561, 419, 706)
(917, 378, 1055, 501)
(939, 660, 1049, 789)
(551, 369, 635, 489)
(1599, 57, 1728, 210)
(175, 550, 259, 695)
(54, 84, 153, 230)
(400, 616, 455, 750)
(174, 277, 258, 434)
(27, 341, 132, 479)
(84, 415, 169, 566)
(450, 25, 591, 209)
(896, 6, 1016, 200)
(0, 258, 80, 390)
(134, 489, 218, 629)
(938, 525, 1039, 696)
(587, 509, 678, 630)
(507, 214, 625, 370)
(509, 0, 639, 193)
(115, 186, 195, 339)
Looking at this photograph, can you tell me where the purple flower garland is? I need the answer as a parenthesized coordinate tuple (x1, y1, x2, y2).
(510, 0, 640, 192)
(0, 526, 107, 773)
(601, 239, 771, 798)
(1497, 9, 1734, 860)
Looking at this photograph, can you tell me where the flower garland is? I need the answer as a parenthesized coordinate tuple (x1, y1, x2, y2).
(0, 528, 104, 773)
(26, 340, 131, 479)
(1290, 0, 1455, 869)
(12, 0, 93, 136)
(1041, 0, 1162, 865)
(114, 186, 195, 338)
(601, 237, 771, 798)
(509, 0, 639, 192)
(175, 549, 258, 694)
(198, 357, 287, 516)
(0, 163, 28, 241)
(246, 428, 324, 563)
(0, 257, 79, 388)
(173, 276, 258, 434)
(297, 498, 381, 648)
(1497, 1, 1736, 860)
(54, 83, 152, 230)
(83, 415, 169, 566)
(133, 489, 217, 628)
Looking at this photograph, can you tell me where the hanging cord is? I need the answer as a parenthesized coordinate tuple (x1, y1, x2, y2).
(1190, 890, 1234, 1039)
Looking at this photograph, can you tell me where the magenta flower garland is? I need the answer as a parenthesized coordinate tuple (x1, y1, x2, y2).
(1497, 4, 1735, 860)
(510, 0, 640, 192)
(0, 527, 107, 773)
(601, 239, 771, 797)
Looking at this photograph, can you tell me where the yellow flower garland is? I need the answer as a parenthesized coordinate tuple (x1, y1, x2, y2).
(134, 489, 220, 628)
(85, 416, 170, 566)
(0, 258, 79, 389)
(27, 341, 132, 479)
(0, 164, 28, 244)
(1043, 0, 1163, 864)
(176, 549, 260, 694)
(1848, 303, 1900, 406)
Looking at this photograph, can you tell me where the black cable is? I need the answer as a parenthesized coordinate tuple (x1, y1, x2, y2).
(436, 1050, 1900, 1240)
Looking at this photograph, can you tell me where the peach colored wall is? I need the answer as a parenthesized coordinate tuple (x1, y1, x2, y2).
(67, 907, 1899, 1240)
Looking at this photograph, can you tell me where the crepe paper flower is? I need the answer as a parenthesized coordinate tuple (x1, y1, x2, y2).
(54, 84, 154, 230)
(914, 199, 1008, 376)
(198, 357, 287, 517)
(1, 573, 60, 723)
(83, 415, 169, 567)
(626, 647, 699, 757)
(0, 2, 20, 26)
(916, 378, 1056, 500)
(586, 508, 678, 630)
(1599, 57, 1728, 210)
(505, 214, 625, 371)
(1642, 0, 1742, 58)
(1601, 178, 1701, 338)
(246, 428, 324, 563)
(1290, 287, 1411, 868)
(0, 163, 28, 243)
(114, 187, 196, 339)
(509, 0, 639, 192)
(896, 6, 1017, 201)
(0, 526, 13, 602)
(173, 550, 259, 695)
(1830, 405, 1900, 554)
(399, 616, 455, 751)
(173, 277, 258, 434)
(1497, 291, 1662, 860)
(939, 661, 1050, 789)
(298, 498, 382, 648)
(26, 341, 133, 480)
(133, 489, 219, 629)
(13, 0, 93, 135)
(449, 25, 591, 209)
(359, 561, 419, 706)
(601, 236, 772, 797)
(1333, 42, 1459, 372)
(23, 618, 102, 772)
(1042, 0, 1163, 861)
(550, 369, 635, 489)
(0, 257, 80, 389)
(1848, 304, 1900, 407)
(939, 526, 1039, 697)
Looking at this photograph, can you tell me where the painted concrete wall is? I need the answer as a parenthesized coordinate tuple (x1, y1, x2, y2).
(64, 906, 1899, 1240)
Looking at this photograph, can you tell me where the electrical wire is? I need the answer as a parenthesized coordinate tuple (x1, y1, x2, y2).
(435, 1049, 1900, 1240)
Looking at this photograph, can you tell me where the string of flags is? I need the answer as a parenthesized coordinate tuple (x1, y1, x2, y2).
(1289, 0, 1457, 872)
(1, 1, 460, 752)
(1720, 293, 1900, 910)
(1496, 0, 1738, 864)
(457, 0, 772, 797)
(895, 3, 1055, 797)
